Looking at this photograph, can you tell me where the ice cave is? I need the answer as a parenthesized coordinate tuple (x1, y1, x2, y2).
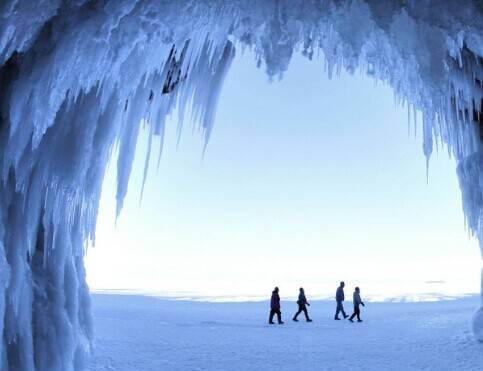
(0, 0, 482, 369)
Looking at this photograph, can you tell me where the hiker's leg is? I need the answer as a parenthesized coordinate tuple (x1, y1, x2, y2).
(303, 307, 309, 321)
(341, 304, 347, 318)
(335, 303, 341, 318)
(294, 306, 302, 320)
(269, 310, 275, 323)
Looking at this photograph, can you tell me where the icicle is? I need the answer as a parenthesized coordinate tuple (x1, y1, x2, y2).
(140, 124, 154, 203)
(425, 155, 430, 185)
(407, 103, 411, 137)
(414, 106, 418, 139)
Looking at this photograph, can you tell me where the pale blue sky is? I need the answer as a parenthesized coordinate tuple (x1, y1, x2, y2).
(86, 50, 481, 300)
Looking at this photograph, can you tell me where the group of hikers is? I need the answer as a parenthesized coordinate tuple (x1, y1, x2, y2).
(269, 282, 365, 324)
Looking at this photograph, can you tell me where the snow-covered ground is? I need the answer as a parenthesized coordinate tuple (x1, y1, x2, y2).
(89, 294, 483, 371)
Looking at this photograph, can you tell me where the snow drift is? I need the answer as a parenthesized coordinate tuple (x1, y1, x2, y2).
(0, 0, 482, 369)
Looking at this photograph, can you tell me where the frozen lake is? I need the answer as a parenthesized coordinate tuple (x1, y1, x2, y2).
(89, 294, 483, 371)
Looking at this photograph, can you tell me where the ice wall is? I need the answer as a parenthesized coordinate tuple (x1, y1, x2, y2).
(0, 0, 482, 369)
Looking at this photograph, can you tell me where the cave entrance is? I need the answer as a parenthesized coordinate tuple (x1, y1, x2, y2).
(86, 50, 481, 302)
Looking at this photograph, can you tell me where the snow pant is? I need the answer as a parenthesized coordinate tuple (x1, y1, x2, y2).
(269, 309, 282, 323)
(335, 301, 347, 318)
(349, 305, 361, 321)
(293, 304, 310, 321)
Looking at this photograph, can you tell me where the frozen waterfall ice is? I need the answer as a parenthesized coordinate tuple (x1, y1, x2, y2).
(0, 0, 482, 369)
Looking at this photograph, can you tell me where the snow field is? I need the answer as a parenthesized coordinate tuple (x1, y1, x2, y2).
(90, 294, 483, 371)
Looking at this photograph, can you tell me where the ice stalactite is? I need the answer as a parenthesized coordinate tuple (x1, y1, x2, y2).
(0, 0, 483, 369)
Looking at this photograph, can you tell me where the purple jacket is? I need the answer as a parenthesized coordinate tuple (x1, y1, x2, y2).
(270, 291, 280, 310)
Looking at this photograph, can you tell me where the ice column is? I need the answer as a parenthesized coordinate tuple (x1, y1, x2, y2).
(0, 31, 234, 369)
(457, 152, 483, 341)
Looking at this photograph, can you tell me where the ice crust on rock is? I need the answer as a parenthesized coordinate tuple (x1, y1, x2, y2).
(0, 0, 482, 369)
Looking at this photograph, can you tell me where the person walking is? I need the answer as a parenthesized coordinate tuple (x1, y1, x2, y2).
(269, 287, 284, 324)
(334, 281, 349, 320)
(293, 287, 312, 322)
(349, 287, 365, 323)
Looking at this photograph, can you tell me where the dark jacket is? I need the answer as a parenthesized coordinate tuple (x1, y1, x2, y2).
(297, 292, 308, 306)
(336, 286, 345, 302)
(271, 291, 281, 310)
(353, 292, 364, 307)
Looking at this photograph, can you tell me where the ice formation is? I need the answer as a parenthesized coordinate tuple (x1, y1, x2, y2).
(0, 0, 482, 369)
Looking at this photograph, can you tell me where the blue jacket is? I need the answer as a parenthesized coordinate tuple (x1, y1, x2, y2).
(336, 286, 344, 302)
